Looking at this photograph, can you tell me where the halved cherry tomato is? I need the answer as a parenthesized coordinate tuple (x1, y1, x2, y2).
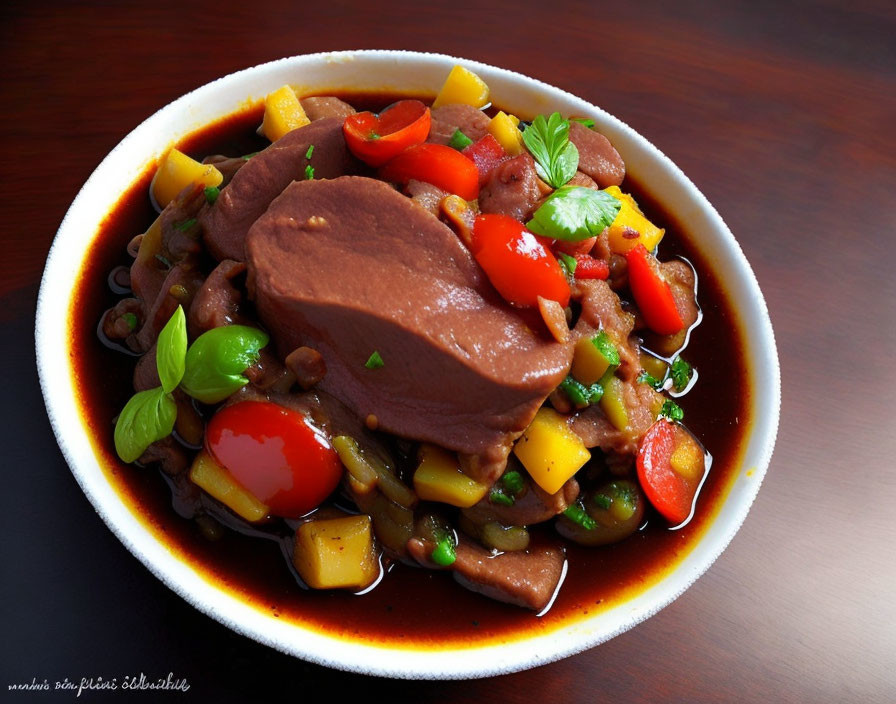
(379, 143, 479, 200)
(573, 254, 610, 280)
(471, 214, 570, 308)
(206, 401, 342, 518)
(343, 100, 431, 167)
(462, 134, 507, 184)
(626, 244, 685, 335)
(637, 418, 707, 525)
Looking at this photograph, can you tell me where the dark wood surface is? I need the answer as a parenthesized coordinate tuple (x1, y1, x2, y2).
(2, 0, 894, 700)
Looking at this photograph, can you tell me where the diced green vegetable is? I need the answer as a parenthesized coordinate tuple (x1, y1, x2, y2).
(204, 185, 220, 204)
(365, 351, 384, 369)
(448, 128, 473, 150)
(431, 535, 457, 566)
(563, 504, 596, 530)
(660, 400, 685, 422)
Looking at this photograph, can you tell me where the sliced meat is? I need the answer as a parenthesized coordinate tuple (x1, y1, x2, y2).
(428, 103, 490, 145)
(407, 536, 566, 611)
(134, 262, 204, 352)
(463, 474, 579, 527)
(478, 153, 544, 222)
(138, 436, 189, 476)
(246, 175, 573, 457)
(188, 259, 246, 335)
(405, 179, 448, 217)
(568, 120, 625, 188)
(200, 117, 359, 262)
(133, 345, 159, 391)
(300, 96, 356, 121)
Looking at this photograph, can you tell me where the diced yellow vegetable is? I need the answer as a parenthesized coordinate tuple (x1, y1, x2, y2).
(432, 65, 490, 109)
(571, 335, 617, 386)
(151, 148, 223, 209)
(293, 514, 378, 590)
(260, 85, 310, 142)
(670, 433, 704, 481)
(604, 185, 665, 255)
(188, 451, 269, 523)
(413, 444, 488, 508)
(488, 111, 524, 156)
(640, 352, 669, 383)
(599, 376, 629, 431)
(513, 408, 591, 494)
(135, 214, 163, 266)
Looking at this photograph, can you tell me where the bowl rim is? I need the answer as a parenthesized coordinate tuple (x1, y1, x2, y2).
(35, 49, 781, 679)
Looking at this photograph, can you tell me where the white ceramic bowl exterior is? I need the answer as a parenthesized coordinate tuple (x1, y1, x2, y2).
(36, 50, 780, 679)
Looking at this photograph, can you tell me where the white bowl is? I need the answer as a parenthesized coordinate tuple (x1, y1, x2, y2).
(35, 50, 780, 679)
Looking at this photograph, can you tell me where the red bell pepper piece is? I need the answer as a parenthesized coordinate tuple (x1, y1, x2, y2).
(379, 143, 479, 200)
(471, 214, 570, 308)
(637, 418, 706, 525)
(625, 244, 684, 335)
(462, 134, 507, 184)
(343, 100, 431, 167)
(573, 254, 609, 280)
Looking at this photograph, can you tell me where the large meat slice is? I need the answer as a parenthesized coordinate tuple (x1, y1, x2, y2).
(200, 117, 358, 262)
(246, 176, 573, 456)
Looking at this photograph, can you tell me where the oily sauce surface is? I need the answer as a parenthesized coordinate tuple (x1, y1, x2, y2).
(71, 99, 749, 647)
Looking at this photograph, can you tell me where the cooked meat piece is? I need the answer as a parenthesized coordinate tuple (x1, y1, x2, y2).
(138, 436, 189, 476)
(285, 346, 327, 389)
(188, 259, 246, 335)
(569, 379, 659, 455)
(300, 96, 356, 121)
(160, 185, 205, 261)
(405, 179, 448, 217)
(246, 176, 573, 457)
(134, 262, 204, 352)
(568, 121, 625, 187)
(200, 117, 359, 262)
(201, 155, 246, 186)
(102, 297, 142, 340)
(463, 474, 579, 527)
(573, 278, 639, 382)
(407, 536, 566, 611)
(133, 344, 159, 391)
(478, 153, 544, 222)
(244, 348, 294, 393)
(568, 171, 599, 190)
(427, 103, 490, 145)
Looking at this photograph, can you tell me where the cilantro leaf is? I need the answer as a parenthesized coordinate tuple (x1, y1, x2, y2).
(521, 112, 579, 188)
(527, 186, 621, 241)
(660, 400, 684, 422)
(671, 356, 692, 391)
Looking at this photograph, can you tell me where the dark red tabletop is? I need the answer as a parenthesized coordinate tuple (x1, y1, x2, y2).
(2, 1, 894, 701)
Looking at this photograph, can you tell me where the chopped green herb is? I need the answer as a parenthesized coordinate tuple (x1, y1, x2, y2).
(594, 493, 612, 511)
(241, 151, 259, 161)
(660, 400, 684, 422)
(368, 131, 381, 140)
(571, 117, 595, 129)
(591, 331, 620, 367)
(500, 470, 525, 496)
(364, 351, 384, 369)
(304, 164, 315, 180)
(204, 186, 220, 204)
(448, 128, 474, 151)
(671, 356, 692, 391)
(557, 252, 577, 276)
(122, 312, 138, 331)
(521, 112, 579, 188)
(559, 375, 604, 408)
(637, 370, 664, 390)
(527, 186, 622, 242)
(489, 489, 514, 507)
(174, 218, 197, 231)
(563, 504, 597, 530)
(431, 535, 456, 566)
(305, 144, 315, 159)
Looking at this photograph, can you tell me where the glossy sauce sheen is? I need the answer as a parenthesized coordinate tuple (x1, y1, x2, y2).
(72, 99, 750, 647)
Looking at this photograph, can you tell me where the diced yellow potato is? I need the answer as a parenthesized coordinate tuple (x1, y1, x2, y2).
(189, 451, 269, 523)
(260, 85, 310, 142)
(604, 185, 665, 255)
(488, 111, 524, 156)
(151, 148, 223, 209)
(135, 214, 163, 266)
(432, 65, 490, 109)
(571, 334, 618, 386)
(670, 433, 704, 481)
(514, 408, 591, 494)
(413, 444, 488, 508)
(599, 376, 629, 431)
(293, 514, 378, 590)
(640, 352, 669, 383)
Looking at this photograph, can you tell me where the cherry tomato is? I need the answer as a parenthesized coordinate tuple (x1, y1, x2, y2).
(471, 214, 570, 308)
(206, 401, 342, 518)
(379, 143, 479, 200)
(343, 100, 431, 167)
(626, 244, 684, 335)
(462, 134, 507, 184)
(637, 418, 707, 525)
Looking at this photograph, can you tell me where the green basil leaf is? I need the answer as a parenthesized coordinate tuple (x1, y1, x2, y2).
(114, 387, 177, 463)
(527, 186, 622, 241)
(180, 325, 269, 404)
(522, 112, 579, 188)
(156, 305, 187, 393)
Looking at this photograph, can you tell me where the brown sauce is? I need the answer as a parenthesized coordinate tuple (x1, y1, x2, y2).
(70, 98, 750, 648)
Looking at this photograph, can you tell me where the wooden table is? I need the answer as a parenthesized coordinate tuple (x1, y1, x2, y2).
(2, 1, 893, 700)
